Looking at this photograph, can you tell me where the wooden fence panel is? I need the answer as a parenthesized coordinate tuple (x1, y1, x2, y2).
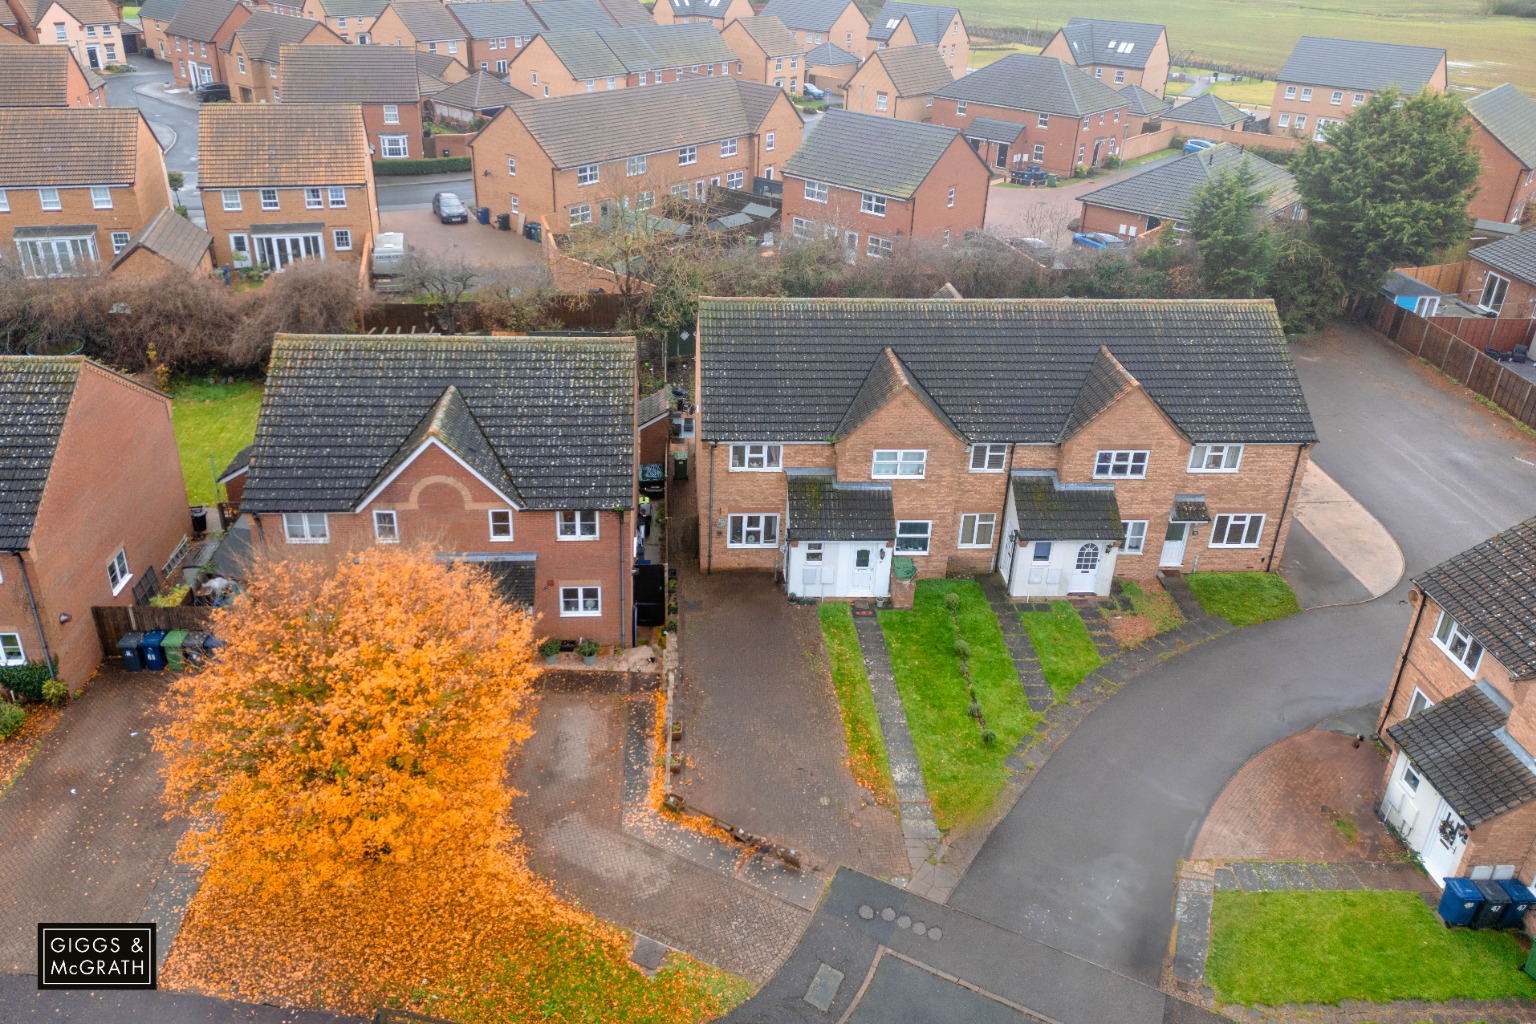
(1420, 326, 1451, 367)
(1396, 263, 1468, 293)
(92, 605, 212, 653)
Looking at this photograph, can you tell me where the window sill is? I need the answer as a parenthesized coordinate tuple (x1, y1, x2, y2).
(375, 537, 399, 544)
(896, 549, 930, 557)
(1186, 468, 1240, 475)
(957, 543, 993, 550)
(285, 537, 330, 544)
(488, 535, 516, 543)
(1207, 543, 1259, 550)
(968, 468, 1004, 474)
(557, 534, 600, 542)
(872, 474, 926, 480)
(1092, 474, 1147, 481)
(726, 543, 778, 550)
(729, 467, 782, 473)
(109, 574, 133, 597)
(561, 610, 602, 617)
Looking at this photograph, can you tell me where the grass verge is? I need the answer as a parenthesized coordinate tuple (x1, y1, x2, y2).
(878, 580, 1036, 830)
(1185, 572, 1300, 627)
(171, 379, 263, 506)
(1018, 602, 1102, 700)
(1208, 890, 1536, 1005)
(818, 603, 897, 808)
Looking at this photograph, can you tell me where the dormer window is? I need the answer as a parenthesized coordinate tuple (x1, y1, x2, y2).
(1433, 610, 1484, 677)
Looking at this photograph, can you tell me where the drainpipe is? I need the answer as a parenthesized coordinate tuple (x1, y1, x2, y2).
(12, 552, 57, 682)
(619, 508, 629, 648)
(997, 442, 1017, 576)
(1375, 588, 1428, 741)
(1266, 443, 1307, 572)
(705, 440, 717, 574)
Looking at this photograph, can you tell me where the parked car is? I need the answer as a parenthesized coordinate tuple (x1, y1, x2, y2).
(802, 82, 826, 100)
(1182, 138, 1217, 153)
(194, 82, 231, 103)
(1072, 231, 1128, 250)
(1009, 164, 1048, 187)
(432, 192, 469, 224)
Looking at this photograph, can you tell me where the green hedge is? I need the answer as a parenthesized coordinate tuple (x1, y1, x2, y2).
(0, 659, 58, 703)
(371, 156, 471, 177)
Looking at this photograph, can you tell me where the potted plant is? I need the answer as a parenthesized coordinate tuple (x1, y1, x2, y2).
(539, 638, 561, 665)
(577, 639, 600, 666)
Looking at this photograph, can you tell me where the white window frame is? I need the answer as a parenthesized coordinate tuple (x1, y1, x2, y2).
(488, 508, 514, 541)
(328, 186, 347, 207)
(729, 442, 782, 471)
(791, 216, 812, 239)
(507, 156, 517, 176)
(380, 134, 409, 159)
(260, 188, 280, 210)
(1480, 272, 1510, 314)
(679, 145, 697, 165)
(875, 91, 888, 111)
(726, 171, 744, 189)
(860, 192, 886, 216)
(382, 103, 399, 125)
(222, 189, 242, 211)
(1037, 112, 1049, 128)
(1407, 688, 1434, 718)
(872, 449, 925, 478)
(1093, 450, 1149, 479)
(727, 512, 779, 547)
(91, 186, 113, 209)
(0, 190, 8, 213)
(1277, 113, 1291, 128)
(557, 510, 600, 540)
(766, 130, 775, 151)
(0, 632, 23, 666)
(720, 137, 738, 157)
(1188, 443, 1243, 473)
(236, 53, 246, 74)
(1284, 85, 1296, 99)
(373, 509, 399, 543)
(958, 513, 996, 548)
(282, 512, 330, 544)
(866, 235, 892, 258)
(1209, 513, 1265, 548)
(1122, 520, 1147, 554)
(896, 520, 932, 555)
(1433, 610, 1485, 677)
(635, 191, 653, 210)
(570, 203, 592, 226)
(110, 230, 130, 255)
(305, 187, 323, 209)
(626, 155, 647, 176)
(39, 187, 62, 212)
(333, 228, 352, 251)
(107, 548, 132, 595)
(1330, 90, 1343, 105)
(577, 164, 599, 186)
(560, 585, 602, 616)
(969, 443, 1006, 472)
(804, 179, 828, 203)
(1032, 142, 1045, 161)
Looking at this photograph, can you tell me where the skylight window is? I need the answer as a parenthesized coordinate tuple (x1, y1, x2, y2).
(886, 18, 899, 27)
(1118, 41, 1135, 53)
(1106, 39, 1116, 49)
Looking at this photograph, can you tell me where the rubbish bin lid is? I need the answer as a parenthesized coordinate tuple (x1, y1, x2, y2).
(118, 631, 145, 648)
(1498, 878, 1536, 902)
(1474, 879, 1512, 904)
(163, 630, 189, 647)
(892, 555, 917, 580)
(1444, 877, 1483, 900)
(141, 630, 168, 644)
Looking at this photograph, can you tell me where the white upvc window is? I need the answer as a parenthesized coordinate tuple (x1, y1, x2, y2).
(305, 187, 323, 209)
(727, 512, 779, 547)
(860, 192, 886, 216)
(726, 171, 744, 189)
(626, 155, 647, 176)
(91, 186, 113, 209)
(956, 99, 967, 114)
(1295, 114, 1307, 129)
(1209, 513, 1265, 548)
(1277, 113, 1291, 128)
(895, 520, 932, 554)
(791, 216, 812, 239)
(488, 508, 514, 540)
(1407, 688, 1434, 718)
(1037, 112, 1049, 128)
(1480, 272, 1510, 313)
(54, 22, 67, 40)
(561, 585, 602, 615)
(866, 235, 892, 258)
(1093, 450, 1148, 478)
(107, 548, 132, 595)
(636, 190, 654, 210)
(558, 510, 600, 539)
(222, 189, 242, 211)
(1434, 610, 1485, 676)
(958, 513, 996, 548)
(1114, 69, 1124, 83)
(237, 54, 246, 74)
(570, 203, 592, 226)
(679, 145, 697, 165)
(328, 186, 347, 207)
(110, 231, 131, 254)
(1032, 142, 1044, 160)
(720, 137, 738, 157)
(0, 632, 23, 667)
(577, 164, 599, 185)
(39, 188, 62, 211)
(1353, 92, 1365, 106)
(1188, 443, 1243, 472)
(1284, 85, 1296, 99)
(947, 186, 955, 208)
(507, 156, 517, 176)
(766, 130, 775, 151)
(875, 92, 888, 111)
(382, 103, 400, 124)
(1300, 87, 1312, 101)
(1330, 90, 1343, 105)
(969, 443, 1006, 472)
(260, 188, 280, 210)
(804, 179, 828, 203)
(872, 449, 925, 478)
(282, 513, 330, 543)
(373, 509, 398, 542)
(1122, 520, 1147, 554)
(380, 135, 409, 158)
(333, 228, 352, 251)
(0, 190, 7, 212)
(729, 442, 781, 470)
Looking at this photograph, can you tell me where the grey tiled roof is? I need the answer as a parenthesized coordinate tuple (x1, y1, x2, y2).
(963, 115, 1025, 144)
(280, 45, 421, 103)
(836, 347, 960, 438)
(225, 10, 327, 63)
(1470, 228, 1536, 287)
(110, 207, 213, 273)
(386, 0, 464, 41)
(1061, 347, 1136, 438)
(1079, 144, 1298, 224)
(1011, 471, 1122, 541)
(0, 357, 81, 551)
(164, 0, 242, 43)
(446, 0, 543, 40)
(934, 53, 1127, 117)
(1467, 84, 1536, 171)
(600, 22, 737, 72)
(664, 0, 735, 21)
(242, 335, 636, 513)
(1389, 685, 1536, 828)
(532, 0, 627, 32)
(637, 387, 671, 427)
(481, 75, 787, 169)
(367, 384, 523, 505)
(137, 0, 187, 25)
(783, 109, 970, 199)
(597, 0, 653, 29)
(218, 444, 253, 483)
(733, 15, 801, 57)
(1056, 18, 1165, 71)
(314, 0, 388, 17)
(867, 1, 956, 45)
(198, 103, 370, 186)
(697, 298, 1317, 444)
(1119, 82, 1171, 118)
(1415, 515, 1536, 679)
(1276, 35, 1444, 93)
(443, 552, 537, 604)
(806, 41, 858, 66)
(539, 27, 628, 78)
(1164, 93, 1247, 129)
(786, 470, 895, 541)
(868, 44, 953, 97)
(431, 70, 525, 109)
(759, 0, 858, 34)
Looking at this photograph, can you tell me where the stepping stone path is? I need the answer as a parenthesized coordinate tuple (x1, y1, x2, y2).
(1070, 600, 1124, 661)
(1157, 570, 1208, 622)
(978, 575, 1055, 712)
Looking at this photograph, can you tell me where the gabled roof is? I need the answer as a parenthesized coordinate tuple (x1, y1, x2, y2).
(535, 28, 624, 78)
(37, 0, 118, 27)
(225, 10, 327, 63)
(759, 0, 857, 34)
(198, 103, 370, 187)
(663, 0, 739, 21)
(0, 45, 104, 106)
(1056, 18, 1165, 71)
(280, 44, 421, 103)
(963, 115, 1025, 144)
(806, 41, 859, 66)
(242, 335, 636, 512)
(431, 69, 525, 109)
(595, 0, 652, 29)
(0, 4, 17, 26)
(541, 22, 737, 79)
(1164, 93, 1247, 129)
(0, 107, 146, 187)
(531, 0, 625, 31)
(218, 444, 253, 483)
(1011, 471, 1122, 541)
(783, 109, 972, 200)
(0, 357, 81, 551)
(1415, 515, 1536, 679)
(1466, 83, 1536, 171)
(1079, 144, 1297, 225)
(1276, 35, 1444, 93)
(383, 0, 463, 41)
(362, 385, 523, 508)
(136, 0, 187, 23)
(1119, 82, 1171, 118)
(314, 0, 388, 16)
(934, 53, 1127, 117)
(1469, 228, 1536, 287)
(164, 0, 243, 42)
(697, 298, 1317, 444)
(867, 1, 957, 45)
(1061, 347, 1137, 438)
(110, 208, 213, 273)
(732, 15, 801, 57)
(1389, 684, 1536, 828)
(477, 75, 789, 169)
(415, 50, 462, 81)
(836, 347, 960, 439)
(785, 470, 894, 541)
(445, 0, 543, 41)
(637, 387, 671, 427)
(865, 44, 953, 98)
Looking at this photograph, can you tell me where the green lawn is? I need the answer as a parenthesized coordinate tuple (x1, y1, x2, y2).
(1208, 890, 1536, 1006)
(1185, 572, 1300, 628)
(1121, 580, 1184, 634)
(818, 604, 897, 808)
(122, 4, 140, 16)
(1018, 602, 1102, 700)
(170, 379, 263, 506)
(878, 581, 1036, 830)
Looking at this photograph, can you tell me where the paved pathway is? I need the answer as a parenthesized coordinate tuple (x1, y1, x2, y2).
(0, 974, 361, 1023)
(1068, 599, 1123, 661)
(978, 576, 1054, 712)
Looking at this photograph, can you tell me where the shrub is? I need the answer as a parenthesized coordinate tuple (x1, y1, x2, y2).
(981, 729, 997, 745)
(576, 639, 601, 657)
(42, 679, 68, 706)
(539, 638, 561, 657)
(954, 637, 971, 660)
(0, 660, 57, 703)
(1171, 134, 1187, 150)
(943, 592, 961, 613)
(0, 702, 25, 739)
(371, 156, 471, 177)
(967, 700, 982, 719)
(1102, 155, 1122, 170)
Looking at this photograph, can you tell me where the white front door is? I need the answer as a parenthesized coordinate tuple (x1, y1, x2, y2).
(1159, 522, 1188, 568)
(1070, 542, 1100, 592)
(1422, 805, 1470, 883)
(850, 545, 875, 596)
(998, 532, 1016, 588)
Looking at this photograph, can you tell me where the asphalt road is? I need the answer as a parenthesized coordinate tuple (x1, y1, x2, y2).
(948, 322, 1536, 983)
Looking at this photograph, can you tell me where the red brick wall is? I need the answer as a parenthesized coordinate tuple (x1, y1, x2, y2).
(931, 97, 1131, 176)
(1269, 60, 1445, 139)
(1465, 254, 1536, 317)
(202, 182, 376, 268)
(1040, 32, 1170, 99)
(1080, 203, 1156, 238)
(1469, 122, 1536, 225)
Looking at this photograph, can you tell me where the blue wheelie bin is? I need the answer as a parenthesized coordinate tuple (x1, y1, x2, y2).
(117, 631, 145, 672)
(1497, 879, 1536, 929)
(1437, 877, 1483, 927)
(139, 630, 169, 672)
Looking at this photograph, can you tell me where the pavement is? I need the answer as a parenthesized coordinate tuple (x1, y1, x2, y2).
(1286, 462, 1404, 606)
(0, 974, 361, 1024)
(103, 59, 203, 221)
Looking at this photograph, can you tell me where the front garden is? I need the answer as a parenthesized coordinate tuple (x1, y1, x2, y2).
(818, 604, 897, 807)
(1186, 572, 1300, 627)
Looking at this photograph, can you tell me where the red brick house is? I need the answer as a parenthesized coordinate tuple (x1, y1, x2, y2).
(1270, 37, 1447, 141)
(651, 0, 753, 28)
(1040, 18, 1170, 99)
(0, 357, 191, 687)
(1376, 517, 1536, 885)
(842, 44, 953, 121)
(9, 0, 122, 69)
(280, 44, 426, 160)
(930, 53, 1131, 175)
(505, 22, 741, 99)
(781, 109, 989, 256)
(1462, 228, 1536, 320)
(719, 15, 806, 95)
(865, 1, 966, 76)
(224, 11, 342, 104)
(758, 0, 867, 59)
(138, 0, 188, 60)
(449, 0, 544, 76)
(693, 297, 1316, 601)
(164, 0, 250, 89)
(1465, 84, 1536, 226)
(239, 334, 641, 647)
(291, 0, 387, 42)
(0, 44, 107, 106)
(369, 0, 468, 63)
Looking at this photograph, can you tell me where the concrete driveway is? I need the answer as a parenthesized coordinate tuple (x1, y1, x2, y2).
(379, 209, 545, 271)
